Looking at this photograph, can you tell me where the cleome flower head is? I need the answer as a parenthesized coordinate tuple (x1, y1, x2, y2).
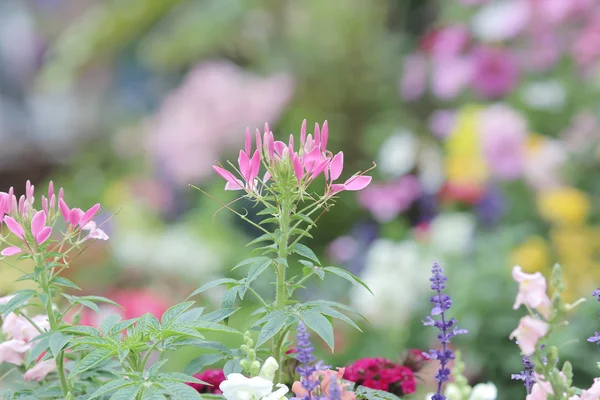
(0, 181, 108, 257)
(212, 120, 372, 198)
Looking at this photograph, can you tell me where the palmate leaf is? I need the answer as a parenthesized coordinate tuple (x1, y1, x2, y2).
(48, 333, 72, 357)
(246, 258, 273, 284)
(158, 381, 203, 399)
(256, 312, 290, 347)
(87, 379, 135, 400)
(109, 384, 142, 400)
(70, 348, 115, 376)
(299, 309, 334, 351)
(305, 304, 362, 332)
(232, 256, 270, 270)
(221, 287, 240, 308)
(185, 353, 228, 375)
(2, 289, 37, 316)
(140, 387, 167, 400)
(161, 301, 195, 327)
(188, 278, 239, 299)
(199, 307, 240, 322)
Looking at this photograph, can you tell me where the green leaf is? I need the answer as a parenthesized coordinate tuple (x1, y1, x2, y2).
(313, 306, 362, 332)
(87, 379, 134, 399)
(3, 290, 37, 316)
(323, 267, 373, 295)
(100, 314, 121, 334)
(289, 228, 313, 239)
(60, 325, 99, 337)
(259, 217, 279, 226)
(78, 299, 101, 313)
(184, 353, 227, 375)
(274, 257, 288, 267)
(80, 295, 122, 308)
(299, 309, 335, 351)
(162, 372, 208, 384)
(200, 308, 240, 323)
(257, 312, 289, 347)
(109, 318, 137, 335)
(162, 325, 205, 339)
(194, 321, 240, 334)
(291, 213, 314, 224)
(161, 301, 195, 327)
(110, 384, 141, 400)
(15, 273, 35, 282)
(246, 234, 275, 247)
(246, 259, 273, 284)
(176, 307, 205, 323)
(257, 206, 278, 216)
(159, 381, 203, 400)
(188, 278, 238, 298)
(352, 383, 403, 400)
(136, 313, 161, 334)
(70, 348, 114, 376)
(251, 309, 287, 327)
(293, 244, 320, 265)
(50, 277, 81, 291)
(27, 335, 50, 365)
(232, 256, 270, 271)
(224, 358, 241, 375)
(221, 287, 239, 308)
(140, 387, 167, 400)
(49, 333, 72, 357)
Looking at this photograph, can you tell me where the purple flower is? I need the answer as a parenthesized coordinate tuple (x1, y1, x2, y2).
(511, 355, 536, 394)
(589, 287, 600, 346)
(296, 321, 319, 398)
(328, 375, 342, 400)
(471, 46, 519, 99)
(423, 262, 467, 400)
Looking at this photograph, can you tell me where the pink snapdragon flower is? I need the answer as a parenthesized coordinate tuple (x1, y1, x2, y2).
(213, 120, 372, 197)
(510, 316, 549, 355)
(580, 378, 600, 400)
(512, 266, 551, 317)
(526, 373, 571, 400)
(23, 359, 56, 382)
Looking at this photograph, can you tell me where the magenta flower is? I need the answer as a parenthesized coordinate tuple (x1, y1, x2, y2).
(471, 46, 519, 99)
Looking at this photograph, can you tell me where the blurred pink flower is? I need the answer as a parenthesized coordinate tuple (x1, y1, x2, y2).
(573, 11, 600, 68)
(510, 316, 548, 356)
(23, 359, 56, 382)
(148, 60, 295, 186)
(428, 109, 457, 138)
(358, 176, 421, 223)
(471, 46, 519, 98)
(522, 31, 561, 72)
(79, 289, 171, 327)
(420, 26, 470, 59)
(327, 236, 360, 264)
(2, 313, 49, 342)
(472, 0, 530, 41)
(524, 139, 566, 190)
(581, 378, 600, 400)
(0, 339, 29, 365)
(561, 111, 600, 152)
(400, 54, 428, 101)
(512, 266, 551, 317)
(480, 104, 527, 180)
(431, 57, 473, 100)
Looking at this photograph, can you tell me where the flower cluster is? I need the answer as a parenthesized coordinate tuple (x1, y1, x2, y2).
(343, 357, 416, 396)
(511, 355, 536, 394)
(0, 181, 107, 258)
(588, 287, 600, 345)
(187, 369, 226, 394)
(423, 261, 467, 400)
(0, 296, 54, 382)
(291, 322, 355, 400)
(213, 121, 372, 198)
(219, 357, 289, 400)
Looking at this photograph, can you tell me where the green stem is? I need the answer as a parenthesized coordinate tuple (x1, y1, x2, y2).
(37, 255, 70, 398)
(140, 342, 160, 372)
(248, 288, 271, 310)
(272, 200, 290, 383)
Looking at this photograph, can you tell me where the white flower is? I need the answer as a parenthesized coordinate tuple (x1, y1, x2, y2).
(378, 130, 417, 177)
(429, 212, 475, 256)
(220, 374, 275, 400)
(469, 382, 497, 400)
(521, 81, 566, 111)
(262, 384, 289, 400)
(258, 357, 279, 382)
(472, 0, 530, 42)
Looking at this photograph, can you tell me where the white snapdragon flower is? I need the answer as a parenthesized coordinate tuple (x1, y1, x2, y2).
(219, 357, 289, 400)
(425, 382, 497, 400)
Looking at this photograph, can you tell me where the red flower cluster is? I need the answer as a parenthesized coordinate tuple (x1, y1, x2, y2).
(186, 369, 225, 394)
(343, 357, 416, 396)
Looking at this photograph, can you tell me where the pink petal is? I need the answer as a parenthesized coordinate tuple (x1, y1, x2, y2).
(303, 146, 322, 173)
(330, 184, 346, 195)
(330, 152, 344, 181)
(238, 150, 251, 181)
(25, 180, 34, 204)
(311, 159, 330, 180)
(249, 150, 261, 181)
(31, 211, 46, 238)
(213, 166, 244, 190)
(4, 217, 24, 239)
(314, 123, 321, 147)
(304, 134, 314, 154)
(48, 181, 54, 200)
(49, 195, 56, 213)
(87, 228, 109, 241)
(300, 119, 307, 146)
(79, 203, 101, 227)
(344, 176, 372, 191)
(69, 208, 84, 226)
(8, 187, 16, 214)
(41, 196, 48, 215)
(274, 141, 287, 158)
(264, 132, 275, 161)
(1, 246, 23, 256)
(292, 154, 304, 183)
(58, 199, 70, 224)
(264, 122, 270, 135)
(263, 171, 271, 183)
(321, 120, 329, 152)
(288, 134, 295, 153)
(245, 127, 252, 155)
(58, 187, 64, 201)
(255, 129, 262, 155)
(35, 227, 52, 245)
(18, 196, 25, 217)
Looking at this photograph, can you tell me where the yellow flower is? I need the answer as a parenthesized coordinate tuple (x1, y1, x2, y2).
(537, 187, 590, 226)
(510, 236, 549, 274)
(445, 106, 489, 186)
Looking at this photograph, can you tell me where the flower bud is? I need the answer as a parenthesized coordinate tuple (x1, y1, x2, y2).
(240, 359, 251, 373)
(250, 360, 261, 377)
(258, 356, 279, 382)
(247, 349, 256, 361)
(241, 344, 250, 354)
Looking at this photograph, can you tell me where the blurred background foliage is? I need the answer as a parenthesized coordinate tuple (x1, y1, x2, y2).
(2, 0, 600, 399)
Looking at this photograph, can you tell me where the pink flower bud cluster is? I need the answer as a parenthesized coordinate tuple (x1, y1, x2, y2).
(213, 120, 372, 197)
(0, 181, 108, 257)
